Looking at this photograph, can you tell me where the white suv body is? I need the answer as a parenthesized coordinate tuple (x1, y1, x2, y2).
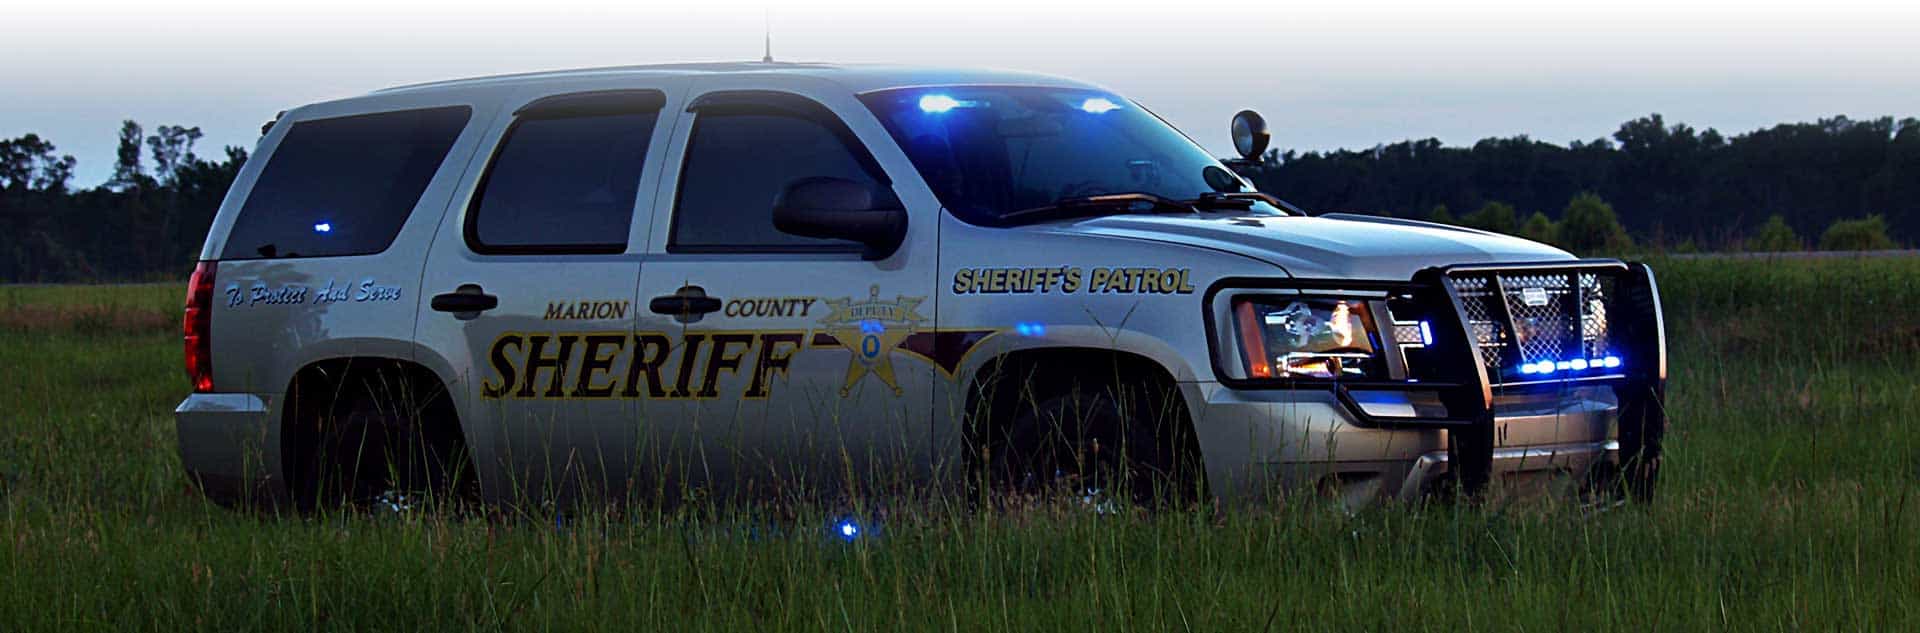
(175, 63, 1668, 507)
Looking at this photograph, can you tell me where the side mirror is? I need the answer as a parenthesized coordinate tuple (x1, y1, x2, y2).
(1231, 110, 1271, 160)
(773, 177, 908, 261)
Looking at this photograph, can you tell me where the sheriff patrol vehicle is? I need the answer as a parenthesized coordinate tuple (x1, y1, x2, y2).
(175, 62, 1667, 509)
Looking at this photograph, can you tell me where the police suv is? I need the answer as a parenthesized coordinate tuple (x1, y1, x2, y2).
(175, 62, 1667, 509)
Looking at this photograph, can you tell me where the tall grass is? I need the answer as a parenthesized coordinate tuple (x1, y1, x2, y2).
(2, 262, 1916, 630)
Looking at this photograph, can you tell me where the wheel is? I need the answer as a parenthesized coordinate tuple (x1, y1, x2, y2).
(287, 366, 473, 512)
(983, 374, 1200, 508)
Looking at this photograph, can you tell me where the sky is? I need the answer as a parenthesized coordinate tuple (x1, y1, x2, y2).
(5, 0, 1918, 187)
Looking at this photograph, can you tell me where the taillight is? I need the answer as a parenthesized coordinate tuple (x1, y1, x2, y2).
(184, 261, 216, 392)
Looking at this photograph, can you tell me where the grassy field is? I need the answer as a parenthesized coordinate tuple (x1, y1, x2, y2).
(2, 259, 1917, 631)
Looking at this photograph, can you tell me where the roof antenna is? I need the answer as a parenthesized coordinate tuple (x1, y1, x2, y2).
(761, 10, 774, 63)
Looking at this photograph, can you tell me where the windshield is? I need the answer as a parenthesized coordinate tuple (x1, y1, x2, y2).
(860, 86, 1279, 226)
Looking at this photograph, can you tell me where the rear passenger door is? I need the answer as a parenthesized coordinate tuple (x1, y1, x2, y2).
(416, 85, 680, 502)
(633, 80, 941, 500)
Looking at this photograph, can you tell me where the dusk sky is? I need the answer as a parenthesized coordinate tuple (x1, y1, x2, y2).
(7, 0, 1918, 187)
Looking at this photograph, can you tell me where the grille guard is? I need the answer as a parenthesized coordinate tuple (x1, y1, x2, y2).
(1411, 259, 1666, 499)
(1349, 260, 1668, 426)
(1204, 258, 1669, 499)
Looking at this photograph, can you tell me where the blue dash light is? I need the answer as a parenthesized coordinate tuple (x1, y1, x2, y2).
(836, 519, 860, 541)
(1569, 358, 1589, 371)
(1015, 322, 1047, 336)
(1419, 321, 1434, 346)
(1603, 355, 1622, 369)
(313, 221, 332, 233)
(1079, 97, 1121, 113)
(919, 94, 962, 113)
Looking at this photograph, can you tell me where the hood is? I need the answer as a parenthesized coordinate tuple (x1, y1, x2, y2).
(1041, 212, 1573, 280)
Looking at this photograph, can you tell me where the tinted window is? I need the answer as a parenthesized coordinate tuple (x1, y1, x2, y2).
(222, 106, 469, 259)
(671, 111, 882, 250)
(860, 87, 1272, 226)
(468, 108, 660, 253)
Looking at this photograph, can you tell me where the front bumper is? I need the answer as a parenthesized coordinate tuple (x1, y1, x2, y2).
(1400, 439, 1618, 499)
(1186, 382, 1620, 503)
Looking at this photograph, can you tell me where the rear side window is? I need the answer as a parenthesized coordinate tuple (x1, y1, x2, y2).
(670, 109, 883, 252)
(467, 91, 663, 254)
(222, 106, 470, 259)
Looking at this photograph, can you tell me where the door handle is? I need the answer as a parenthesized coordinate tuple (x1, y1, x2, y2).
(431, 284, 498, 320)
(649, 285, 721, 323)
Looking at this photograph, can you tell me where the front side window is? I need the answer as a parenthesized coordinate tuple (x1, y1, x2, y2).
(861, 86, 1275, 226)
(670, 107, 883, 251)
(223, 106, 470, 259)
(468, 95, 661, 254)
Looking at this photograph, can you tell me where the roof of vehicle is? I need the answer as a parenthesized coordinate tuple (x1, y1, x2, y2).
(373, 61, 1100, 97)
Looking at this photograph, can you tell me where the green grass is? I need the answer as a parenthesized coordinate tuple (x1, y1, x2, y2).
(3, 260, 1918, 631)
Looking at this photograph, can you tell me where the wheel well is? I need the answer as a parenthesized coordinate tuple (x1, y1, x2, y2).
(282, 357, 474, 506)
(963, 348, 1205, 495)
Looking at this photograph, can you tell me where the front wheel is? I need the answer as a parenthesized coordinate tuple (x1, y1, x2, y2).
(982, 375, 1201, 509)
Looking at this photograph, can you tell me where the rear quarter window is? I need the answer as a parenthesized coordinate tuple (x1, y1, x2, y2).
(221, 106, 471, 260)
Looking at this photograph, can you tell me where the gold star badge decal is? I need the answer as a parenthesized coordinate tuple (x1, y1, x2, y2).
(818, 285, 927, 397)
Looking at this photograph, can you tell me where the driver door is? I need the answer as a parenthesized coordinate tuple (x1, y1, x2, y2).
(632, 79, 942, 501)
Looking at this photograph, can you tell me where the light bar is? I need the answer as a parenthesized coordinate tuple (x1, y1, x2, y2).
(919, 94, 963, 113)
(1079, 97, 1121, 113)
(1517, 355, 1624, 376)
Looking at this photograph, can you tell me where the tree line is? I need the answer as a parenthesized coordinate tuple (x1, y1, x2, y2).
(1, 122, 245, 282)
(1239, 114, 1916, 251)
(2, 112, 1913, 282)
(1411, 193, 1897, 254)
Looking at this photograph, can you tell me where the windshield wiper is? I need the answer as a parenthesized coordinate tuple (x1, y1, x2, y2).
(1189, 192, 1258, 211)
(997, 192, 1197, 225)
(1188, 191, 1309, 215)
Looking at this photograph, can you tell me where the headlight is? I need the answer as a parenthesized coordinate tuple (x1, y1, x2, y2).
(1232, 297, 1383, 379)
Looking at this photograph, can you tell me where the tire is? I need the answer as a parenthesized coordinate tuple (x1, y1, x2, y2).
(984, 374, 1200, 508)
(288, 367, 473, 512)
